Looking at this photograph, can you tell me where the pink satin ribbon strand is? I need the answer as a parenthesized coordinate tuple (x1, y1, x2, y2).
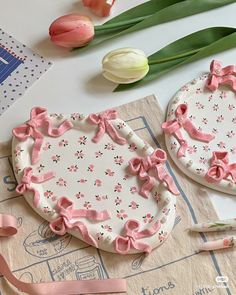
(206, 60, 236, 92)
(49, 197, 111, 248)
(88, 109, 126, 145)
(13, 107, 73, 164)
(16, 167, 55, 207)
(0, 214, 18, 237)
(129, 149, 179, 198)
(162, 104, 215, 157)
(205, 151, 236, 184)
(115, 219, 161, 254)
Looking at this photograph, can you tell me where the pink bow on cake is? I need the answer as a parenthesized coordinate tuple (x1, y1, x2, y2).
(16, 167, 55, 207)
(13, 107, 73, 164)
(88, 109, 126, 145)
(162, 104, 215, 157)
(49, 197, 111, 248)
(129, 149, 179, 198)
(206, 60, 236, 92)
(115, 219, 161, 254)
(205, 151, 236, 184)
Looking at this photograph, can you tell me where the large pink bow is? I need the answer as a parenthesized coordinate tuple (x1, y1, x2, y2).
(115, 219, 161, 254)
(129, 149, 179, 198)
(205, 151, 236, 184)
(16, 167, 55, 207)
(49, 197, 111, 248)
(162, 104, 214, 157)
(13, 107, 73, 164)
(88, 109, 126, 145)
(206, 60, 236, 92)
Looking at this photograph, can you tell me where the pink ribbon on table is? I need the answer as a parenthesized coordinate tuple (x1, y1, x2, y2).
(12, 107, 73, 164)
(0, 214, 18, 237)
(49, 197, 111, 248)
(206, 60, 236, 92)
(115, 219, 161, 254)
(88, 109, 126, 145)
(205, 151, 236, 184)
(129, 149, 179, 198)
(16, 167, 55, 207)
(162, 104, 215, 157)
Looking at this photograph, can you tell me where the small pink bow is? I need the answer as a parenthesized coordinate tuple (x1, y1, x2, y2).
(88, 109, 126, 145)
(16, 167, 55, 207)
(129, 149, 179, 198)
(115, 219, 161, 254)
(206, 60, 236, 92)
(49, 197, 111, 248)
(13, 107, 73, 164)
(205, 151, 236, 184)
(162, 104, 214, 157)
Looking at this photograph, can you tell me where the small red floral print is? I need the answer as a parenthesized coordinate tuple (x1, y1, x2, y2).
(195, 87, 202, 94)
(226, 131, 235, 138)
(94, 179, 102, 187)
(102, 195, 108, 200)
(167, 110, 174, 117)
(101, 224, 112, 232)
(37, 164, 45, 173)
(70, 113, 80, 120)
(78, 136, 87, 145)
(208, 94, 213, 101)
(116, 209, 128, 220)
(87, 164, 94, 172)
(212, 104, 219, 111)
(59, 139, 68, 147)
(117, 122, 126, 129)
(115, 197, 122, 205)
(95, 151, 103, 158)
(52, 155, 61, 163)
(75, 150, 84, 159)
(187, 145, 197, 154)
(162, 208, 170, 216)
(158, 231, 167, 242)
(44, 190, 54, 198)
(114, 183, 122, 193)
(68, 165, 78, 172)
(223, 239, 231, 247)
(56, 178, 67, 186)
(199, 157, 207, 164)
(43, 142, 51, 151)
(123, 174, 129, 180)
(154, 192, 161, 202)
(14, 165, 21, 174)
(230, 147, 236, 154)
(104, 143, 115, 150)
(223, 237, 234, 247)
(228, 104, 235, 111)
(196, 102, 204, 109)
(196, 168, 205, 175)
(95, 195, 101, 201)
(219, 91, 227, 99)
(128, 143, 137, 152)
(203, 145, 210, 152)
(96, 232, 104, 241)
(181, 85, 189, 91)
(84, 201, 92, 209)
(51, 195, 57, 202)
(78, 178, 87, 184)
(170, 142, 177, 150)
(130, 186, 137, 194)
(14, 146, 24, 157)
(202, 118, 208, 125)
(76, 192, 85, 199)
(105, 169, 114, 176)
(129, 201, 139, 209)
(43, 206, 50, 214)
(189, 115, 196, 121)
(217, 141, 226, 149)
(114, 156, 124, 165)
(143, 213, 154, 224)
(216, 115, 224, 123)
(212, 128, 218, 134)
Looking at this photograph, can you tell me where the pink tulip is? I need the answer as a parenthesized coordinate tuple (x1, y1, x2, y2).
(49, 14, 94, 48)
(83, 0, 115, 17)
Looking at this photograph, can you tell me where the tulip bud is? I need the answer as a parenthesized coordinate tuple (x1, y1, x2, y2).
(49, 14, 94, 48)
(83, 0, 115, 17)
(102, 48, 149, 84)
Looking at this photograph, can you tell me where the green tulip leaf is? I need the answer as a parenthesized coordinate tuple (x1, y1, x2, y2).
(75, 0, 236, 52)
(114, 27, 236, 91)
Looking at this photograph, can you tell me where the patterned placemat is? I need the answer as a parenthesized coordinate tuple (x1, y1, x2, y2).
(0, 96, 235, 295)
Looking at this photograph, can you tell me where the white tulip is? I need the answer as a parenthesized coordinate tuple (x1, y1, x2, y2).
(102, 48, 149, 84)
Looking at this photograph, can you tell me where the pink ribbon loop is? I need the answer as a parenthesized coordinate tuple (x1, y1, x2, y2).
(0, 254, 126, 295)
(13, 107, 73, 164)
(129, 149, 179, 197)
(206, 60, 236, 92)
(88, 109, 126, 145)
(0, 214, 18, 237)
(49, 197, 111, 248)
(16, 167, 55, 207)
(205, 151, 236, 184)
(115, 219, 161, 254)
(162, 104, 215, 157)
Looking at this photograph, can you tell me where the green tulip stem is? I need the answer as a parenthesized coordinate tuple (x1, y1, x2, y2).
(94, 15, 150, 32)
(148, 47, 207, 65)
